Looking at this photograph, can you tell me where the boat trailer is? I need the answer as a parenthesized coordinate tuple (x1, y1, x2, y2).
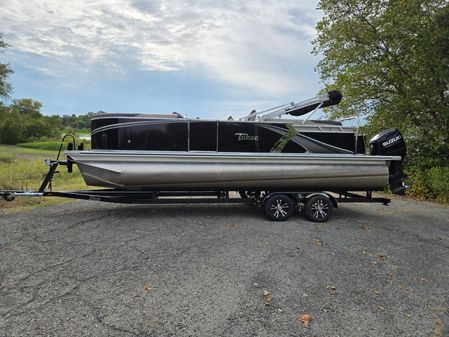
(0, 159, 391, 222)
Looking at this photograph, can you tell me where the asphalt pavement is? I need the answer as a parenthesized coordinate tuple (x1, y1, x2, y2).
(0, 197, 448, 337)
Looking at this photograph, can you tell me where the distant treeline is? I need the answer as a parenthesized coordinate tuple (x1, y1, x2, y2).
(60, 112, 94, 130)
(0, 98, 93, 144)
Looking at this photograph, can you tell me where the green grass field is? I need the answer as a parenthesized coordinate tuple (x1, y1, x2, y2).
(17, 141, 64, 151)
(0, 144, 57, 159)
(75, 128, 90, 135)
(0, 145, 87, 210)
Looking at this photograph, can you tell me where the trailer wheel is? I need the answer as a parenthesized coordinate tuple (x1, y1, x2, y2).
(3, 194, 15, 202)
(264, 194, 294, 221)
(304, 195, 332, 222)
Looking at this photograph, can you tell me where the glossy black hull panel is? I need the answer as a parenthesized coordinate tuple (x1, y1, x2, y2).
(91, 117, 365, 154)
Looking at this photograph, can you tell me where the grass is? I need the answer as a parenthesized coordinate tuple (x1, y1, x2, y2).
(17, 141, 64, 151)
(0, 146, 87, 210)
(75, 128, 90, 135)
(0, 144, 56, 159)
(17, 138, 91, 152)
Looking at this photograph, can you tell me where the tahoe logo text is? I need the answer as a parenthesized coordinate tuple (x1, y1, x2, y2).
(235, 133, 259, 141)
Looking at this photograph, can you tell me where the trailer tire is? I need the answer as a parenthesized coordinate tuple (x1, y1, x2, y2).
(264, 194, 294, 221)
(3, 194, 15, 202)
(304, 195, 332, 222)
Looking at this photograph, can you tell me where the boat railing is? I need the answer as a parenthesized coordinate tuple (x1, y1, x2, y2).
(338, 116, 361, 153)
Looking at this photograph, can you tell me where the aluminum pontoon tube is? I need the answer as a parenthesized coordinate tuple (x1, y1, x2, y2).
(66, 150, 400, 191)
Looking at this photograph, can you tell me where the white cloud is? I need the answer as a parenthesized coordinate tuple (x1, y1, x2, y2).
(0, 0, 320, 95)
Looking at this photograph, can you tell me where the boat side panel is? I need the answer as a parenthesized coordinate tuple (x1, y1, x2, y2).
(92, 119, 189, 151)
(302, 132, 366, 154)
(190, 121, 217, 151)
(91, 117, 354, 154)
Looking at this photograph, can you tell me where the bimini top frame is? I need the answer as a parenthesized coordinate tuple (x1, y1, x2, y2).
(239, 90, 343, 122)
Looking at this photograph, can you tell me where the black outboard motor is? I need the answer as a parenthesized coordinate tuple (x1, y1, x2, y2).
(369, 129, 407, 195)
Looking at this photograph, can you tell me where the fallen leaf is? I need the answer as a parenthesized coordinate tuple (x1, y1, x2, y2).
(298, 313, 312, 327)
(262, 288, 272, 305)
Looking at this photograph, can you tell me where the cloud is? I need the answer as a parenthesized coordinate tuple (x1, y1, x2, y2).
(0, 0, 320, 96)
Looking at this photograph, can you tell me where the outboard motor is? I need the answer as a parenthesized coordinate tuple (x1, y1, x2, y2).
(369, 129, 407, 195)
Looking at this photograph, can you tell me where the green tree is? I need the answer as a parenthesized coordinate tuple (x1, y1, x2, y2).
(10, 98, 43, 118)
(0, 98, 60, 143)
(0, 113, 22, 144)
(313, 0, 449, 167)
(0, 34, 13, 100)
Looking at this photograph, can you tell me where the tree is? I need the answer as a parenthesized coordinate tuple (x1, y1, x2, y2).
(0, 113, 22, 144)
(0, 98, 59, 143)
(313, 0, 449, 167)
(10, 98, 43, 118)
(0, 34, 13, 100)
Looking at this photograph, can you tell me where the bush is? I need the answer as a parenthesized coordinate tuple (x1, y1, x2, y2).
(406, 166, 449, 203)
(0, 116, 23, 144)
(427, 167, 449, 202)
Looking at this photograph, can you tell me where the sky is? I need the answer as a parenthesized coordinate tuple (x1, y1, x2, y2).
(0, 0, 323, 118)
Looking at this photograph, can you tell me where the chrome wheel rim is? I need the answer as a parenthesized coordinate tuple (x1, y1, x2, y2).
(270, 199, 289, 219)
(311, 200, 329, 219)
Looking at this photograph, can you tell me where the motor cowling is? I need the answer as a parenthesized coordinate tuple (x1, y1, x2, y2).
(369, 129, 407, 195)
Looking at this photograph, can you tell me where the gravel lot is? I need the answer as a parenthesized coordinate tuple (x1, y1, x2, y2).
(0, 197, 448, 337)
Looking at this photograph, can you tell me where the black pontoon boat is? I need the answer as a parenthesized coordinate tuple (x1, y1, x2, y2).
(67, 90, 406, 194)
(1, 90, 407, 222)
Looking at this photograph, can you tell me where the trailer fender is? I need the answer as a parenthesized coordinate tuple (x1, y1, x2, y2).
(262, 192, 300, 204)
(302, 192, 338, 208)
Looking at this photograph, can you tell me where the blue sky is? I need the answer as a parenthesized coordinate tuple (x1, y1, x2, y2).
(0, 0, 322, 118)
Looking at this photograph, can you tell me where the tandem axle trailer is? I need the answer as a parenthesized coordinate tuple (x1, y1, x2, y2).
(0, 159, 391, 222)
